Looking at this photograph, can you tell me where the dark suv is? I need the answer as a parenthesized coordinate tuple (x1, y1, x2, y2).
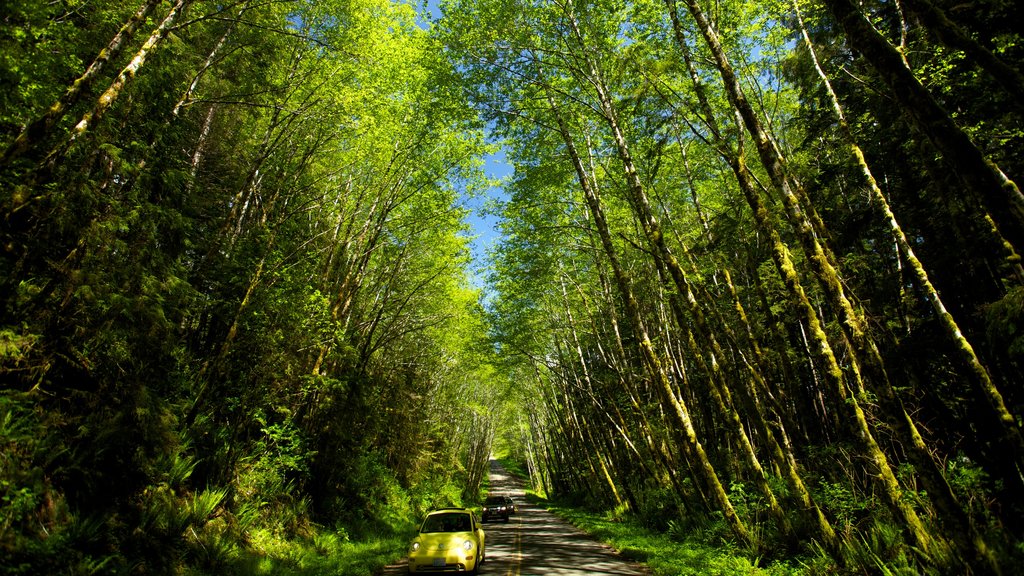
(481, 495, 510, 522)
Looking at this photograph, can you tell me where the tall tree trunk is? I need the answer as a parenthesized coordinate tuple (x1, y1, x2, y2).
(793, 3, 1009, 569)
(560, 3, 791, 538)
(678, 0, 975, 560)
(545, 86, 752, 544)
(1, 0, 163, 166)
(821, 0, 1024, 254)
(809, 0, 1024, 462)
(41, 0, 192, 175)
(903, 0, 1024, 102)
(662, 0, 849, 551)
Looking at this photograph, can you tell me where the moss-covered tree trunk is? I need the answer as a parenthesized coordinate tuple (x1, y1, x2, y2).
(821, 0, 1024, 254)
(1, 0, 163, 167)
(559, 2, 792, 538)
(822, 0, 1024, 470)
(39, 0, 193, 176)
(793, 4, 1005, 569)
(678, 0, 967, 560)
(546, 87, 752, 544)
(663, 0, 845, 552)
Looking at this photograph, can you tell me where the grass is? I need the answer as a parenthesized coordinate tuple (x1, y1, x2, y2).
(531, 495, 830, 576)
(492, 455, 832, 575)
(494, 456, 530, 481)
(181, 526, 408, 576)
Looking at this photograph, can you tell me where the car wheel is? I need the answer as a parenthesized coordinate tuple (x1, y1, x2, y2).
(470, 551, 480, 575)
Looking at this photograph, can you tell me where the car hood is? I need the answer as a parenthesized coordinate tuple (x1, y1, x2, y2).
(414, 531, 477, 550)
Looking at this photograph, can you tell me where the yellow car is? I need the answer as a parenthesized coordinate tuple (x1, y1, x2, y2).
(408, 508, 485, 574)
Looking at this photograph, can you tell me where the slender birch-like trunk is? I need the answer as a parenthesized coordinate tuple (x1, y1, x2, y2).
(42, 0, 192, 172)
(821, 0, 1024, 254)
(793, 3, 1009, 569)
(668, 0, 942, 557)
(1, 0, 163, 166)
(545, 85, 751, 543)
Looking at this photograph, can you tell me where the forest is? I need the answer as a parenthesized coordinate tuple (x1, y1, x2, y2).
(0, 0, 1021, 574)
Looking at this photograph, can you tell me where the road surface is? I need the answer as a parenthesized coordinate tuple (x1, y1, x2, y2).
(380, 459, 649, 575)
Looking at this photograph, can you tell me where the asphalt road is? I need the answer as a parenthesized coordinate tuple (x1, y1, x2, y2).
(380, 460, 649, 576)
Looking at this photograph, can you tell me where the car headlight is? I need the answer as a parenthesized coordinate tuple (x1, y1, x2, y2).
(411, 542, 420, 552)
(462, 540, 474, 551)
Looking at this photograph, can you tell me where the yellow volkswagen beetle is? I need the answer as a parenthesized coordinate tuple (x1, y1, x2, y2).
(408, 508, 485, 574)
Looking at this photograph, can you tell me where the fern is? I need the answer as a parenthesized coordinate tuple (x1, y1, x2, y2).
(190, 488, 227, 525)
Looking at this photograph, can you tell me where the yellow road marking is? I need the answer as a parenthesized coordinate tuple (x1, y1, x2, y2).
(505, 512, 522, 576)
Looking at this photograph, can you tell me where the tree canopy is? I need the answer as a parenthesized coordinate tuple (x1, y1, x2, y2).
(2, 0, 1023, 573)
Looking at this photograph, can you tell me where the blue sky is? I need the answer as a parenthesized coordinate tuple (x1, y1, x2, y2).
(415, 0, 512, 288)
(462, 148, 512, 287)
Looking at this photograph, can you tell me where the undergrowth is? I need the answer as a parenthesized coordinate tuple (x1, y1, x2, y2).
(0, 393, 470, 576)
(180, 527, 406, 576)
(533, 494, 834, 576)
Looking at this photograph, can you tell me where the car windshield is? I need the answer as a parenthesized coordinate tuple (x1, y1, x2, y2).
(420, 513, 471, 533)
(484, 497, 504, 505)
